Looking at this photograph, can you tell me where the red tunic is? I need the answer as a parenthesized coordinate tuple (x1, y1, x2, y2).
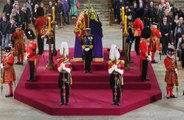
(26, 41, 37, 61)
(2, 53, 16, 83)
(139, 39, 151, 60)
(108, 60, 124, 71)
(13, 28, 25, 56)
(150, 27, 162, 52)
(133, 18, 144, 37)
(164, 56, 177, 85)
(57, 58, 72, 71)
(35, 17, 48, 35)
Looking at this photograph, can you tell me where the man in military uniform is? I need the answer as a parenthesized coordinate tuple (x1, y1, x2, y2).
(150, 24, 162, 63)
(81, 28, 94, 73)
(57, 42, 72, 105)
(1, 47, 16, 97)
(139, 27, 152, 81)
(164, 48, 178, 99)
(126, 21, 134, 63)
(34, 7, 48, 55)
(133, 8, 144, 55)
(108, 44, 124, 106)
(25, 29, 37, 82)
(13, 28, 25, 64)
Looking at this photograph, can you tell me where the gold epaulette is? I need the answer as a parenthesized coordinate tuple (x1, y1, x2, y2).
(120, 60, 125, 64)
(108, 60, 113, 65)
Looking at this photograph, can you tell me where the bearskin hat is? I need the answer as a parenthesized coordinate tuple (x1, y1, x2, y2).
(141, 27, 151, 39)
(37, 7, 44, 17)
(25, 29, 36, 39)
(136, 8, 144, 18)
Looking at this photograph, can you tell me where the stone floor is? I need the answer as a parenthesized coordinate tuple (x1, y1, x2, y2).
(1, 24, 184, 120)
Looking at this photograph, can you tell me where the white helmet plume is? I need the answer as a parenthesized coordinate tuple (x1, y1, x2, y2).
(109, 44, 120, 61)
(60, 42, 69, 57)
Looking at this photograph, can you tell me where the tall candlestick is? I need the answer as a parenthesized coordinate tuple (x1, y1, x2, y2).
(122, 7, 125, 24)
(52, 6, 55, 22)
(124, 15, 127, 34)
(48, 17, 51, 32)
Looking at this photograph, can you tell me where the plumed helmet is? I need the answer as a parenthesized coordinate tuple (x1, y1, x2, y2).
(152, 22, 158, 28)
(37, 7, 44, 17)
(141, 27, 151, 39)
(109, 44, 120, 61)
(25, 29, 36, 39)
(4, 46, 11, 52)
(85, 28, 91, 31)
(167, 48, 175, 58)
(60, 42, 69, 58)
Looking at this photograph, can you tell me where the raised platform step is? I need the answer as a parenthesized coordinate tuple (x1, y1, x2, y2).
(25, 80, 151, 90)
(14, 48, 162, 115)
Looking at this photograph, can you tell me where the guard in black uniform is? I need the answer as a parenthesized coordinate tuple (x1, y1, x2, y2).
(81, 28, 94, 73)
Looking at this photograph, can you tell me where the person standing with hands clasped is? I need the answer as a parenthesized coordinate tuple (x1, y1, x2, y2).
(81, 28, 94, 73)
(57, 42, 72, 105)
(108, 44, 124, 106)
(164, 48, 178, 99)
(25, 29, 37, 82)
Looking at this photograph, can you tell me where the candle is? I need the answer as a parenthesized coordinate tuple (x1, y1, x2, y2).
(48, 17, 51, 32)
(124, 15, 127, 34)
(52, 6, 55, 22)
(121, 7, 125, 24)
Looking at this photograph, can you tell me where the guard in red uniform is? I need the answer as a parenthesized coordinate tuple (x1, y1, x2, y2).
(150, 24, 162, 63)
(133, 8, 144, 55)
(25, 29, 37, 82)
(34, 7, 48, 55)
(57, 42, 72, 105)
(164, 48, 178, 99)
(108, 44, 124, 106)
(13, 28, 25, 64)
(1, 47, 16, 97)
(139, 27, 151, 81)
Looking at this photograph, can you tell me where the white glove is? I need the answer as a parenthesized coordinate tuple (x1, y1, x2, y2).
(63, 66, 71, 73)
(84, 47, 90, 52)
(115, 67, 124, 75)
(0, 63, 3, 69)
(24, 56, 28, 61)
(147, 56, 152, 61)
(108, 65, 116, 74)
(57, 64, 64, 72)
(175, 68, 178, 74)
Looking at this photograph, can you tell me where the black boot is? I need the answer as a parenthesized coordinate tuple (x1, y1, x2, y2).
(5, 93, 13, 97)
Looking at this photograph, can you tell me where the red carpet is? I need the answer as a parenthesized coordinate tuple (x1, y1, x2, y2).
(14, 49, 161, 115)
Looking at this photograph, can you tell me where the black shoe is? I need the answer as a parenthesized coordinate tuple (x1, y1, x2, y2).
(170, 95, 176, 98)
(129, 60, 133, 63)
(60, 102, 64, 105)
(5, 93, 13, 97)
(65, 102, 69, 105)
(151, 61, 158, 64)
(26, 79, 35, 82)
(112, 101, 116, 105)
(115, 102, 120, 106)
